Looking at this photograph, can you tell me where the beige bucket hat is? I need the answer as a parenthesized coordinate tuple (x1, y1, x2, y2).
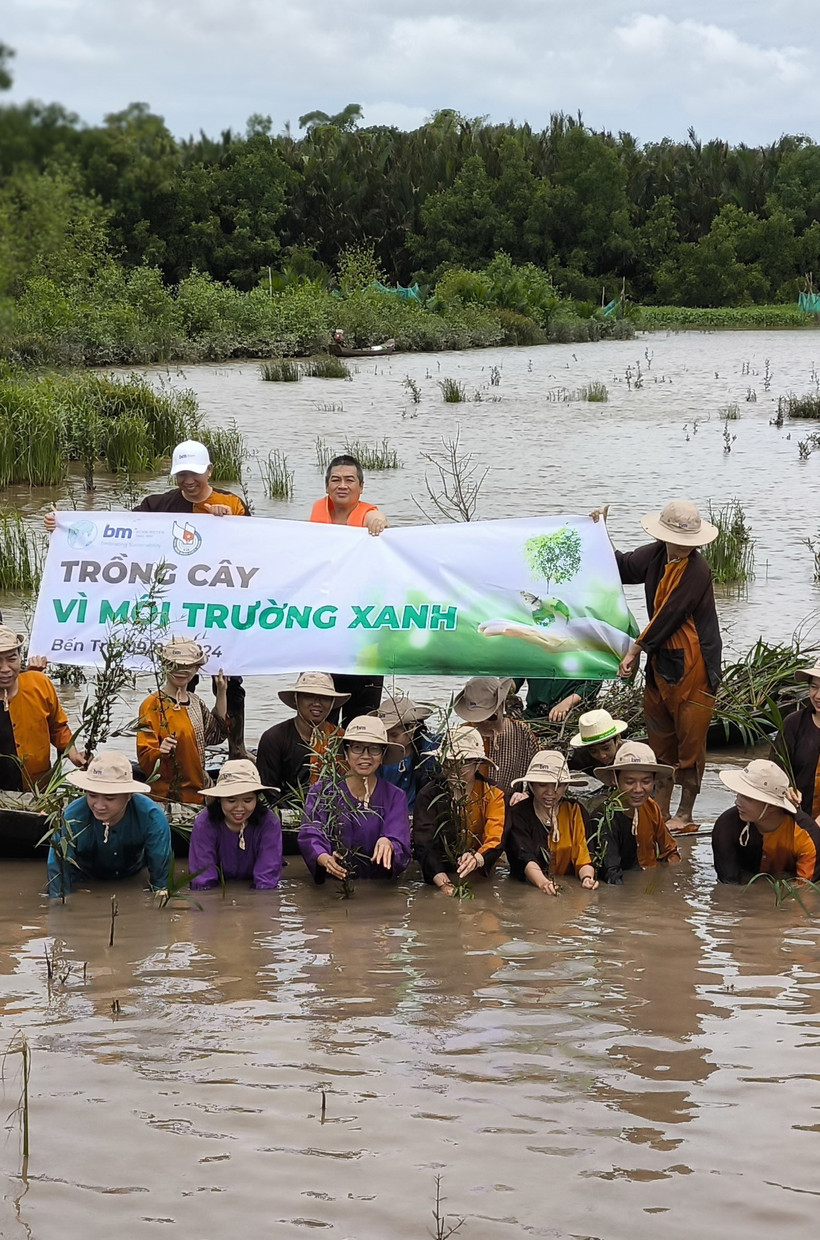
(200, 758, 276, 797)
(512, 750, 572, 787)
(453, 676, 515, 723)
(570, 708, 628, 749)
(279, 670, 350, 710)
(0, 626, 23, 654)
(376, 692, 433, 730)
(158, 636, 207, 667)
(430, 724, 497, 769)
(594, 740, 674, 786)
(67, 751, 147, 795)
(719, 759, 797, 814)
(641, 500, 718, 547)
(795, 664, 820, 684)
(342, 715, 404, 764)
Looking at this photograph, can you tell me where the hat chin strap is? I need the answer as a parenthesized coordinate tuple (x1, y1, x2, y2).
(739, 821, 751, 847)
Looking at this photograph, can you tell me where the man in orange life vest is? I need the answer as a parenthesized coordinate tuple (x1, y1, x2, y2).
(309, 455, 388, 722)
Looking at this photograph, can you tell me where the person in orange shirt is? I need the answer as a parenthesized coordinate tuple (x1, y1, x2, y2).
(593, 742, 681, 883)
(0, 626, 85, 790)
(713, 759, 820, 883)
(593, 499, 721, 834)
(137, 637, 228, 804)
(412, 725, 507, 893)
(309, 454, 387, 721)
(507, 750, 598, 894)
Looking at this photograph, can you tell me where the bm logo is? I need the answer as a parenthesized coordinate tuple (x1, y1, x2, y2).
(103, 524, 132, 540)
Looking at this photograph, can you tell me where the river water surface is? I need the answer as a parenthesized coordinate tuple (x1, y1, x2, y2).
(2, 331, 820, 1237)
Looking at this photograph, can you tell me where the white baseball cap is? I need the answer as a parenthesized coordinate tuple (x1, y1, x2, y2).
(171, 440, 211, 475)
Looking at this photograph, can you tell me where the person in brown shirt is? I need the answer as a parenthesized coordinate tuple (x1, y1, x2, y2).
(0, 626, 85, 790)
(593, 499, 721, 834)
(256, 672, 348, 810)
(593, 741, 681, 883)
(713, 759, 820, 883)
(772, 663, 820, 820)
(453, 676, 539, 796)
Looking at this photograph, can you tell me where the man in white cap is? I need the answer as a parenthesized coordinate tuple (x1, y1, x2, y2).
(592, 499, 722, 834)
(712, 758, 820, 884)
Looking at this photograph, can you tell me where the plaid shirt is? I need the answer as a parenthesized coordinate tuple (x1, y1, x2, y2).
(485, 719, 539, 796)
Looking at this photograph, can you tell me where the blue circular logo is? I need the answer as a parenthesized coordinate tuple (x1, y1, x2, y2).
(67, 520, 97, 549)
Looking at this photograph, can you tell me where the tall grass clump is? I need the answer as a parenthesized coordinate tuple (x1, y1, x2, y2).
(780, 392, 820, 420)
(199, 422, 246, 482)
(719, 403, 741, 420)
(315, 437, 333, 470)
(705, 500, 755, 585)
(343, 439, 401, 470)
(259, 449, 294, 499)
(105, 412, 155, 474)
(0, 512, 46, 590)
(439, 378, 466, 402)
(581, 381, 609, 402)
(260, 359, 301, 382)
(302, 355, 350, 379)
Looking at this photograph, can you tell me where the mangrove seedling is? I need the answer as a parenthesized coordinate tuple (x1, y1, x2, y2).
(416, 427, 488, 523)
(747, 871, 820, 916)
(3, 1031, 31, 1168)
(404, 376, 422, 403)
(108, 895, 118, 947)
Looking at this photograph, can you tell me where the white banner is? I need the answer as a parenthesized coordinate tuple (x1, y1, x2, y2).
(30, 512, 636, 677)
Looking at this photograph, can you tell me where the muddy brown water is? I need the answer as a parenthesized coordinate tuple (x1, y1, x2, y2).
(2, 331, 820, 1236)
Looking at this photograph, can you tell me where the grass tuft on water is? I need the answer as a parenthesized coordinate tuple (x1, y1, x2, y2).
(260, 359, 301, 382)
(343, 439, 400, 470)
(581, 381, 609, 402)
(780, 392, 820, 420)
(199, 422, 246, 482)
(259, 449, 294, 499)
(439, 378, 466, 402)
(705, 500, 755, 586)
(302, 356, 350, 379)
(0, 512, 46, 591)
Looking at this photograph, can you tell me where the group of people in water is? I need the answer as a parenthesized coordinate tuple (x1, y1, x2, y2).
(3, 436, 818, 899)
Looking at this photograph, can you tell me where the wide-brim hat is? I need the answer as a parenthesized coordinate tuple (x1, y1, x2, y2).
(376, 692, 433, 730)
(279, 670, 350, 710)
(67, 751, 147, 795)
(512, 749, 572, 787)
(453, 676, 515, 723)
(0, 626, 23, 654)
(342, 715, 404, 765)
(641, 500, 718, 547)
(429, 724, 497, 770)
(570, 708, 628, 749)
(158, 636, 207, 668)
(595, 740, 674, 786)
(719, 759, 796, 814)
(200, 758, 277, 797)
(795, 664, 820, 684)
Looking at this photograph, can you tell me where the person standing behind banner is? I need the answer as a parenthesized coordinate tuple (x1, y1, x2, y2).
(452, 676, 539, 797)
(0, 626, 86, 790)
(592, 500, 721, 835)
(772, 663, 820, 821)
(309, 454, 388, 723)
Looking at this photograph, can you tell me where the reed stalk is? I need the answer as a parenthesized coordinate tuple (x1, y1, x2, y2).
(3, 1032, 31, 1165)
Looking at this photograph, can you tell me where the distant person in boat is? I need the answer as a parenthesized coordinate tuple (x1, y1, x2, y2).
(593, 742, 681, 883)
(297, 716, 412, 886)
(46, 751, 172, 898)
(506, 751, 598, 893)
(772, 663, 820, 822)
(188, 760, 283, 891)
(309, 454, 387, 720)
(375, 691, 439, 812)
(0, 626, 86, 792)
(256, 672, 347, 809)
(412, 725, 507, 892)
(137, 637, 228, 805)
(568, 708, 628, 775)
(592, 499, 721, 835)
(452, 676, 539, 796)
(712, 759, 820, 883)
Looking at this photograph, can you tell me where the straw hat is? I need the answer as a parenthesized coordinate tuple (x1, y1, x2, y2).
(278, 671, 350, 710)
(594, 741, 674, 786)
(0, 626, 23, 655)
(795, 664, 820, 684)
(512, 750, 572, 787)
(200, 758, 276, 797)
(376, 692, 433, 730)
(342, 715, 404, 764)
(640, 500, 718, 547)
(570, 708, 628, 749)
(429, 724, 497, 769)
(453, 676, 515, 723)
(158, 636, 207, 667)
(67, 751, 147, 795)
(171, 440, 210, 475)
(719, 759, 797, 814)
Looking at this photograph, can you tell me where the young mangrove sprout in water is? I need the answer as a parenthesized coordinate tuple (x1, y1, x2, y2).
(404, 376, 422, 403)
(3, 1031, 31, 1168)
(108, 895, 118, 947)
(415, 427, 487, 523)
(804, 534, 820, 581)
(746, 871, 820, 915)
(430, 1175, 465, 1239)
(705, 500, 755, 586)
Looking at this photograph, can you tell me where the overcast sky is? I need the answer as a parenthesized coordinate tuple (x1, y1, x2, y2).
(4, 0, 819, 145)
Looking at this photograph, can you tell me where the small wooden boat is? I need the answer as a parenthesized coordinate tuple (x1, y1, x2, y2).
(330, 337, 396, 358)
(0, 806, 49, 858)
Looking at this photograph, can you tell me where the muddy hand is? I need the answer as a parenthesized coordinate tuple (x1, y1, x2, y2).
(589, 505, 610, 523)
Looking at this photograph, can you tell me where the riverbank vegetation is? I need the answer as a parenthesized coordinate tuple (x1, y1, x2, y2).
(2, 45, 820, 365)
